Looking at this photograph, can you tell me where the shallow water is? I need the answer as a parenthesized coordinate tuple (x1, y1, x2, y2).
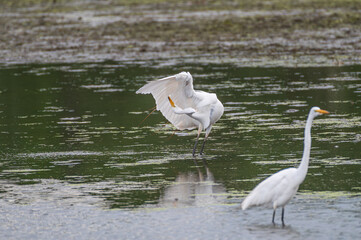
(0, 62, 360, 239)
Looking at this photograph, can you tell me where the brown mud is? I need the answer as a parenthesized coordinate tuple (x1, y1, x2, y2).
(1, 0, 360, 66)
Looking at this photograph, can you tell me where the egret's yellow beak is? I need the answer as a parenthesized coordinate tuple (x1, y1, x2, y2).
(168, 96, 175, 108)
(315, 109, 330, 114)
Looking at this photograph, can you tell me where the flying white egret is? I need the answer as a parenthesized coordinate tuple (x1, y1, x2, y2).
(136, 72, 224, 156)
(241, 107, 329, 226)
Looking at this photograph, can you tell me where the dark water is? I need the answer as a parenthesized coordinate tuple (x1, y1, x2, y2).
(0, 62, 360, 239)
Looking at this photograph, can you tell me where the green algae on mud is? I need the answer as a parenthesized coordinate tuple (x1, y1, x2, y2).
(0, 0, 361, 66)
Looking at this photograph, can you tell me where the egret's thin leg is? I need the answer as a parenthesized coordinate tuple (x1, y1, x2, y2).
(199, 140, 206, 156)
(192, 125, 203, 157)
(272, 209, 276, 225)
(192, 140, 198, 157)
(199, 141, 207, 155)
(199, 137, 208, 155)
(281, 207, 285, 227)
(200, 126, 212, 156)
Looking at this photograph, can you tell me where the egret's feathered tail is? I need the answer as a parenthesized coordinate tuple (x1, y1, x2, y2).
(241, 168, 298, 210)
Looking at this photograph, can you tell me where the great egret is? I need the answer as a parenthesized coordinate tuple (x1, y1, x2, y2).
(136, 72, 224, 156)
(241, 107, 329, 226)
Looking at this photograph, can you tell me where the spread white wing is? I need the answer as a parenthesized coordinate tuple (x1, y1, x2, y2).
(136, 72, 200, 130)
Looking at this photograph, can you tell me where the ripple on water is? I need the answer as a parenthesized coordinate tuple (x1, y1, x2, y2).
(51, 159, 82, 166)
(2, 169, 51, 174)
(16, 151, 104, 159)
(80, 84, 124, 92)
(42, 106, 64, 113)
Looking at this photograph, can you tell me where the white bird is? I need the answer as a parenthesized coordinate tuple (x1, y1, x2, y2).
(136, 72, 224, 156)
(241, 107, 329, 226)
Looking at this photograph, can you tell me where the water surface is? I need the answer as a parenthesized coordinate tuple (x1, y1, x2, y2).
(0, 62, 360, 239)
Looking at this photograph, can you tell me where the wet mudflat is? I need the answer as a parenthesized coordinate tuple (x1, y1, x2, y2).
(0, 62, 360, 239)
(1, 0, 361, 66)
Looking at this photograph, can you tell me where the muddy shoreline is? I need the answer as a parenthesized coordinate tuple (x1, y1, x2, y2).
(1, 0, 361, 66)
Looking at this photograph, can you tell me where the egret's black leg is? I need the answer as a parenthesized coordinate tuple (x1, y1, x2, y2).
(281, 207, 285, 227)
(193, 125, 203, 157)
(199, 138, 207, 156)
(272, 209, 276, 225)
(199, 126, 212, 156)
(192, 139, 199, 157)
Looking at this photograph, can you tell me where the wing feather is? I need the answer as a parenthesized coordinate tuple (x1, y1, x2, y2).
(136, 72, 200, 130)
(241, 168, 297, 210)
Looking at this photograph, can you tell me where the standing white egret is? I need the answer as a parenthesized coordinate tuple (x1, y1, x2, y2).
(241, 107, 329, 226)
(136, 72, 224, 156)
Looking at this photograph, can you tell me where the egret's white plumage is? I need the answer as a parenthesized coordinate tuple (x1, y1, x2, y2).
(241, 107, 329, 225)
(136, 72, 224, 156)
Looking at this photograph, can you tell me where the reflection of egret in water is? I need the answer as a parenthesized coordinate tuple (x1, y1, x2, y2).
(244, 223, 301, 239)
(159, 159, 226, 207)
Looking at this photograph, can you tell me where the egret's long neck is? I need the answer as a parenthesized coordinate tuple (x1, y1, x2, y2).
(297, 113, 314, 181)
